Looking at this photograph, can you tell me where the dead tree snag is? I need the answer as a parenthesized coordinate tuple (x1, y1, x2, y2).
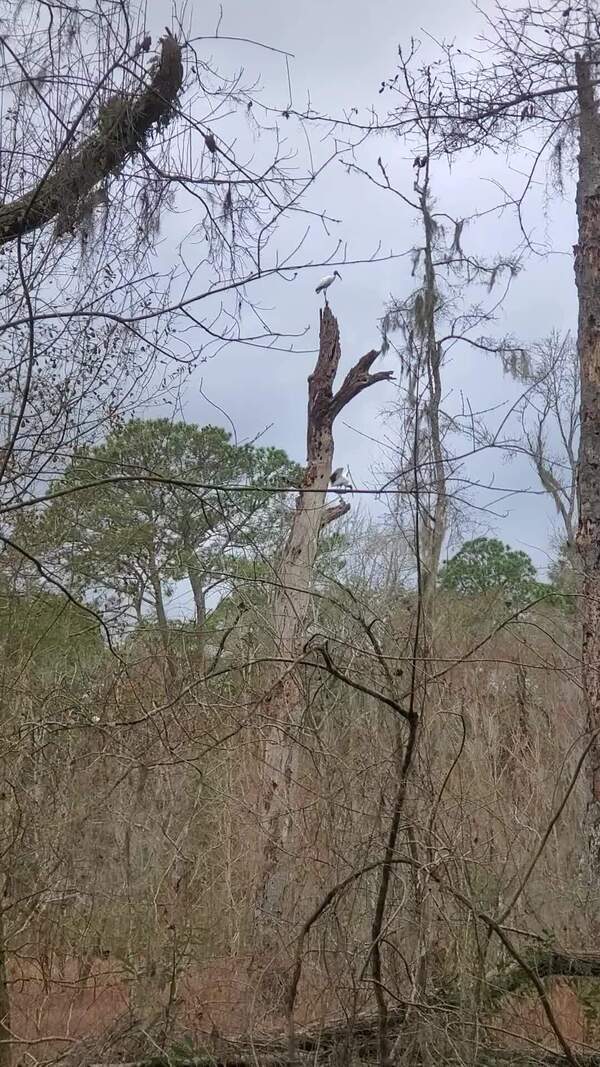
(255, 305, 393, 972)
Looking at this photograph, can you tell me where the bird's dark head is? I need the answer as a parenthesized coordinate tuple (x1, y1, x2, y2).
(334, 270, 341, 279)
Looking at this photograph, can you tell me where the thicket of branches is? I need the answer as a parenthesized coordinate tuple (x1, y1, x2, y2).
(2, 2, 600, 1067)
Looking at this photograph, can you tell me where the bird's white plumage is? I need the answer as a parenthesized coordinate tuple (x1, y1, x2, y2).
(315, 270, 341, 294)
(330, 466, 352, 490)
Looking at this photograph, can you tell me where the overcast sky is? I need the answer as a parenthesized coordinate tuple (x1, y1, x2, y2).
(145, 0, 579, 583)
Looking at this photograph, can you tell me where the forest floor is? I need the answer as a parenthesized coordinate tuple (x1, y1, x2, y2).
(8, 953, 600, 1066)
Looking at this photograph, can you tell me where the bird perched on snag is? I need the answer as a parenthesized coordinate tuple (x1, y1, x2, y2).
(315, 270, 341, 301)
(330, 467, 352, 491)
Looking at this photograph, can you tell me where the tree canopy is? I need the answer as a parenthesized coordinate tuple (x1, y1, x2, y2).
(439, 537, 550, 606)
(33, 418, 302, 629)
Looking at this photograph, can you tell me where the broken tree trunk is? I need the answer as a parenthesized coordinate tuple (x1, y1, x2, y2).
(255, 305, 392, 966)
(0, 35, 183, 247)
(574, 56, 600, 859)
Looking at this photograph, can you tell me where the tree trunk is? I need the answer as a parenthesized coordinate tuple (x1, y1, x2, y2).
(134, 588, 145, 627)
(0, 910, 11, 1067)
(148, 564, 176, 683)
(255, 306, 392, 962)
(420, 343, 447, 618)
(418, 181, 447, 616)
(187, 562, 206, 665)
(575, 56, 600, 857)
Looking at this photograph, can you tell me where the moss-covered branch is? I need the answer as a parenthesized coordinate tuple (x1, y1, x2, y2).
(0, 35, 183, 247)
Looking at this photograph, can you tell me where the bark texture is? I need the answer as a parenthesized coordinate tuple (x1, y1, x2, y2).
(575, 56, 600, 850)
(256, 307, 392, 945)
(0, 35, 183, 247)
(0, 910, 10, 1067)
(418, 183, 447, 615)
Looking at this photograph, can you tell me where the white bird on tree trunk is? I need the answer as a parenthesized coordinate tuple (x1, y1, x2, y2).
(330, 466, 352, 491)
(315, 270, 341, 300)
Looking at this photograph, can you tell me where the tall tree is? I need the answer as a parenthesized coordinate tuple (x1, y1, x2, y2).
(378, 0, 600, 851)
(379, 163, 518, 615)
(506, 331, 579, 563)
(255, 305, 392, 986)
(33, 418, 300, 663)
(439, 536, 548, 606)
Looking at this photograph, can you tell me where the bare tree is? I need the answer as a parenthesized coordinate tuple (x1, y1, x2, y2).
(375, 0, 600, 852)
(255, 305, 393, 970)
(376, 167, 518, 616)
(381, 161, 451, 616)
(0, 0, 351, 525)
(510, 331, 579, 559)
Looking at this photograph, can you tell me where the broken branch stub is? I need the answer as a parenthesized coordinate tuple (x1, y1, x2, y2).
(304, 307, 393, 485)
(329, 347, 393, 421)
(320, 500, 351, 528)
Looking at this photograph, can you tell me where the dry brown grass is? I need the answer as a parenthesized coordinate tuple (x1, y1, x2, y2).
(2, 600, 597, 1061)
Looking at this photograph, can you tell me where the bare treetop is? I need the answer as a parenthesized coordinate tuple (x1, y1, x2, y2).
(385, 0, 597, 162)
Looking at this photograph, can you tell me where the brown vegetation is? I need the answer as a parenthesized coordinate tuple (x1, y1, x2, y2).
(4, 2, 600, 1066)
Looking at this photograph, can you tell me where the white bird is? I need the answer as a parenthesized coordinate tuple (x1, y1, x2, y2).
(330, 466, 352, 491)
(315, 270, 341, 298)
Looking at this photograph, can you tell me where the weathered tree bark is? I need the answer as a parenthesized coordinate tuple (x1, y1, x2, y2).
(148, 562, 176, 683)
(255, 306, 392, 956)
(187, 561, 207, 665)
(188, 566, 206, 630)
(133, 582, 146, 627)
(574, 56, 600, 856)
(0, 909, 10, 1067)
(0, 35, 183, 247)
(418, 183, 447, 617)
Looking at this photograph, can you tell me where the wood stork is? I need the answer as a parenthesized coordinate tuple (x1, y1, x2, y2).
(315, 270, 341, 299)
(330, 466, 352, 491)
